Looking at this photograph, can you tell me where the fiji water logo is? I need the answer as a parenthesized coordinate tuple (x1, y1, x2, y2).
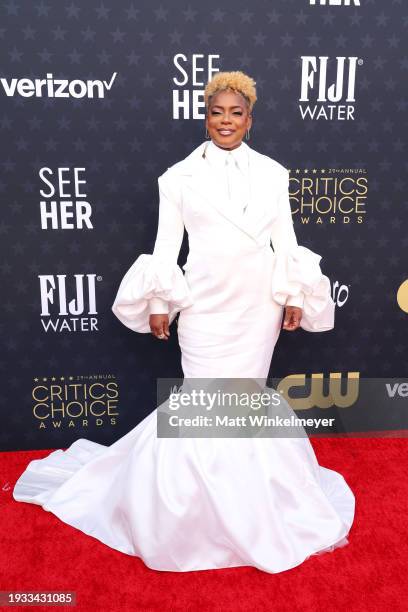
(299, 56, 363, 120)
(39, 273, 101, 332)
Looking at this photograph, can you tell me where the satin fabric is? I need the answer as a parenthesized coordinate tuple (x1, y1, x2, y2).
(12, 416, 354, 573)
(13, 140, 355, 574)
(205, 138, 250, 213)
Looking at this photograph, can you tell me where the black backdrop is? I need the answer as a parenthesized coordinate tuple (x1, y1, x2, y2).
(1, 1, 407, 450)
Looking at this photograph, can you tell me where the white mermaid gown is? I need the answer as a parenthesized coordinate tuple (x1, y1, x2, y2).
(13, 140, 355, 573)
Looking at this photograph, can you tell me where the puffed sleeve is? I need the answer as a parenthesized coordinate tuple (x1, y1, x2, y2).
(270, 168, 335, 332)
(111, 169, 194, 333)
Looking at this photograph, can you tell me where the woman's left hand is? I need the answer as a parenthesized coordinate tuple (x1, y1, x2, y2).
(282, 306, 303, 331)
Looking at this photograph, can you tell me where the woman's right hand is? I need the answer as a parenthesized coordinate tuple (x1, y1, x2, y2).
(149, 314, 170, 340)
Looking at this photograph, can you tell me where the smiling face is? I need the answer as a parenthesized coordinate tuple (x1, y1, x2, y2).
(205, 89, 253, 151)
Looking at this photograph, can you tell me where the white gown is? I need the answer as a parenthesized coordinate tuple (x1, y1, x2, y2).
(13, 140, 355, 574)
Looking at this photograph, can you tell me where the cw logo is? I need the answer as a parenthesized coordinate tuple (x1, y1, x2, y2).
(279, 372, 359, 410)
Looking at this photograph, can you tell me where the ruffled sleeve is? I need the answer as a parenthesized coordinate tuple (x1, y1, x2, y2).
(270, 245, 335, 332)
(270, 166, 335, 332)
(111, 254, 194, 333)
(111, 168, 194, 333)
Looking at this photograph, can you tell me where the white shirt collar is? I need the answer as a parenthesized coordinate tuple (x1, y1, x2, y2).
(205, 139, 249, 174)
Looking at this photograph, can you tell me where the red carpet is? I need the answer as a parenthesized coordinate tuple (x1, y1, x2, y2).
(1, 438, 407, 612)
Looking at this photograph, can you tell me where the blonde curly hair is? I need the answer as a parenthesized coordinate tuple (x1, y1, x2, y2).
(204, 71, 257, 114)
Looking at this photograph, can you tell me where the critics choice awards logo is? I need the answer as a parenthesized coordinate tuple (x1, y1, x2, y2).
(32, 374, 119, 430)
(289, 168, 368, 225)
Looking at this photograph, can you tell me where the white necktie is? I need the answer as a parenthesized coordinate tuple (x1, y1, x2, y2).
(225, 153, 248, 214)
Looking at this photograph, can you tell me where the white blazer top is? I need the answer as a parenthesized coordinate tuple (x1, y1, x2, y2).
(149, 139, 252, 315)
(111, 140, 335, 333)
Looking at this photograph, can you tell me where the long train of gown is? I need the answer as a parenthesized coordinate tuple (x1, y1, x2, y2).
(13, 293, 355, 574)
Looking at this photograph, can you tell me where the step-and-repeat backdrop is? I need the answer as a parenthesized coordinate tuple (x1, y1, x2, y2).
(1, 1, 407, 450)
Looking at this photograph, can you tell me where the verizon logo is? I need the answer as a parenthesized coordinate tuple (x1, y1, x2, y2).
(385, 383, 408, 398)
(1, 72, 117, 98)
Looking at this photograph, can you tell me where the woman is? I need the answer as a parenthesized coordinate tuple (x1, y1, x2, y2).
(13, 71, 355, 574)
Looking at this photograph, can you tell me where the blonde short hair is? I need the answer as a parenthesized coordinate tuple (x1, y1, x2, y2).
(204, 71, 257, 113)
